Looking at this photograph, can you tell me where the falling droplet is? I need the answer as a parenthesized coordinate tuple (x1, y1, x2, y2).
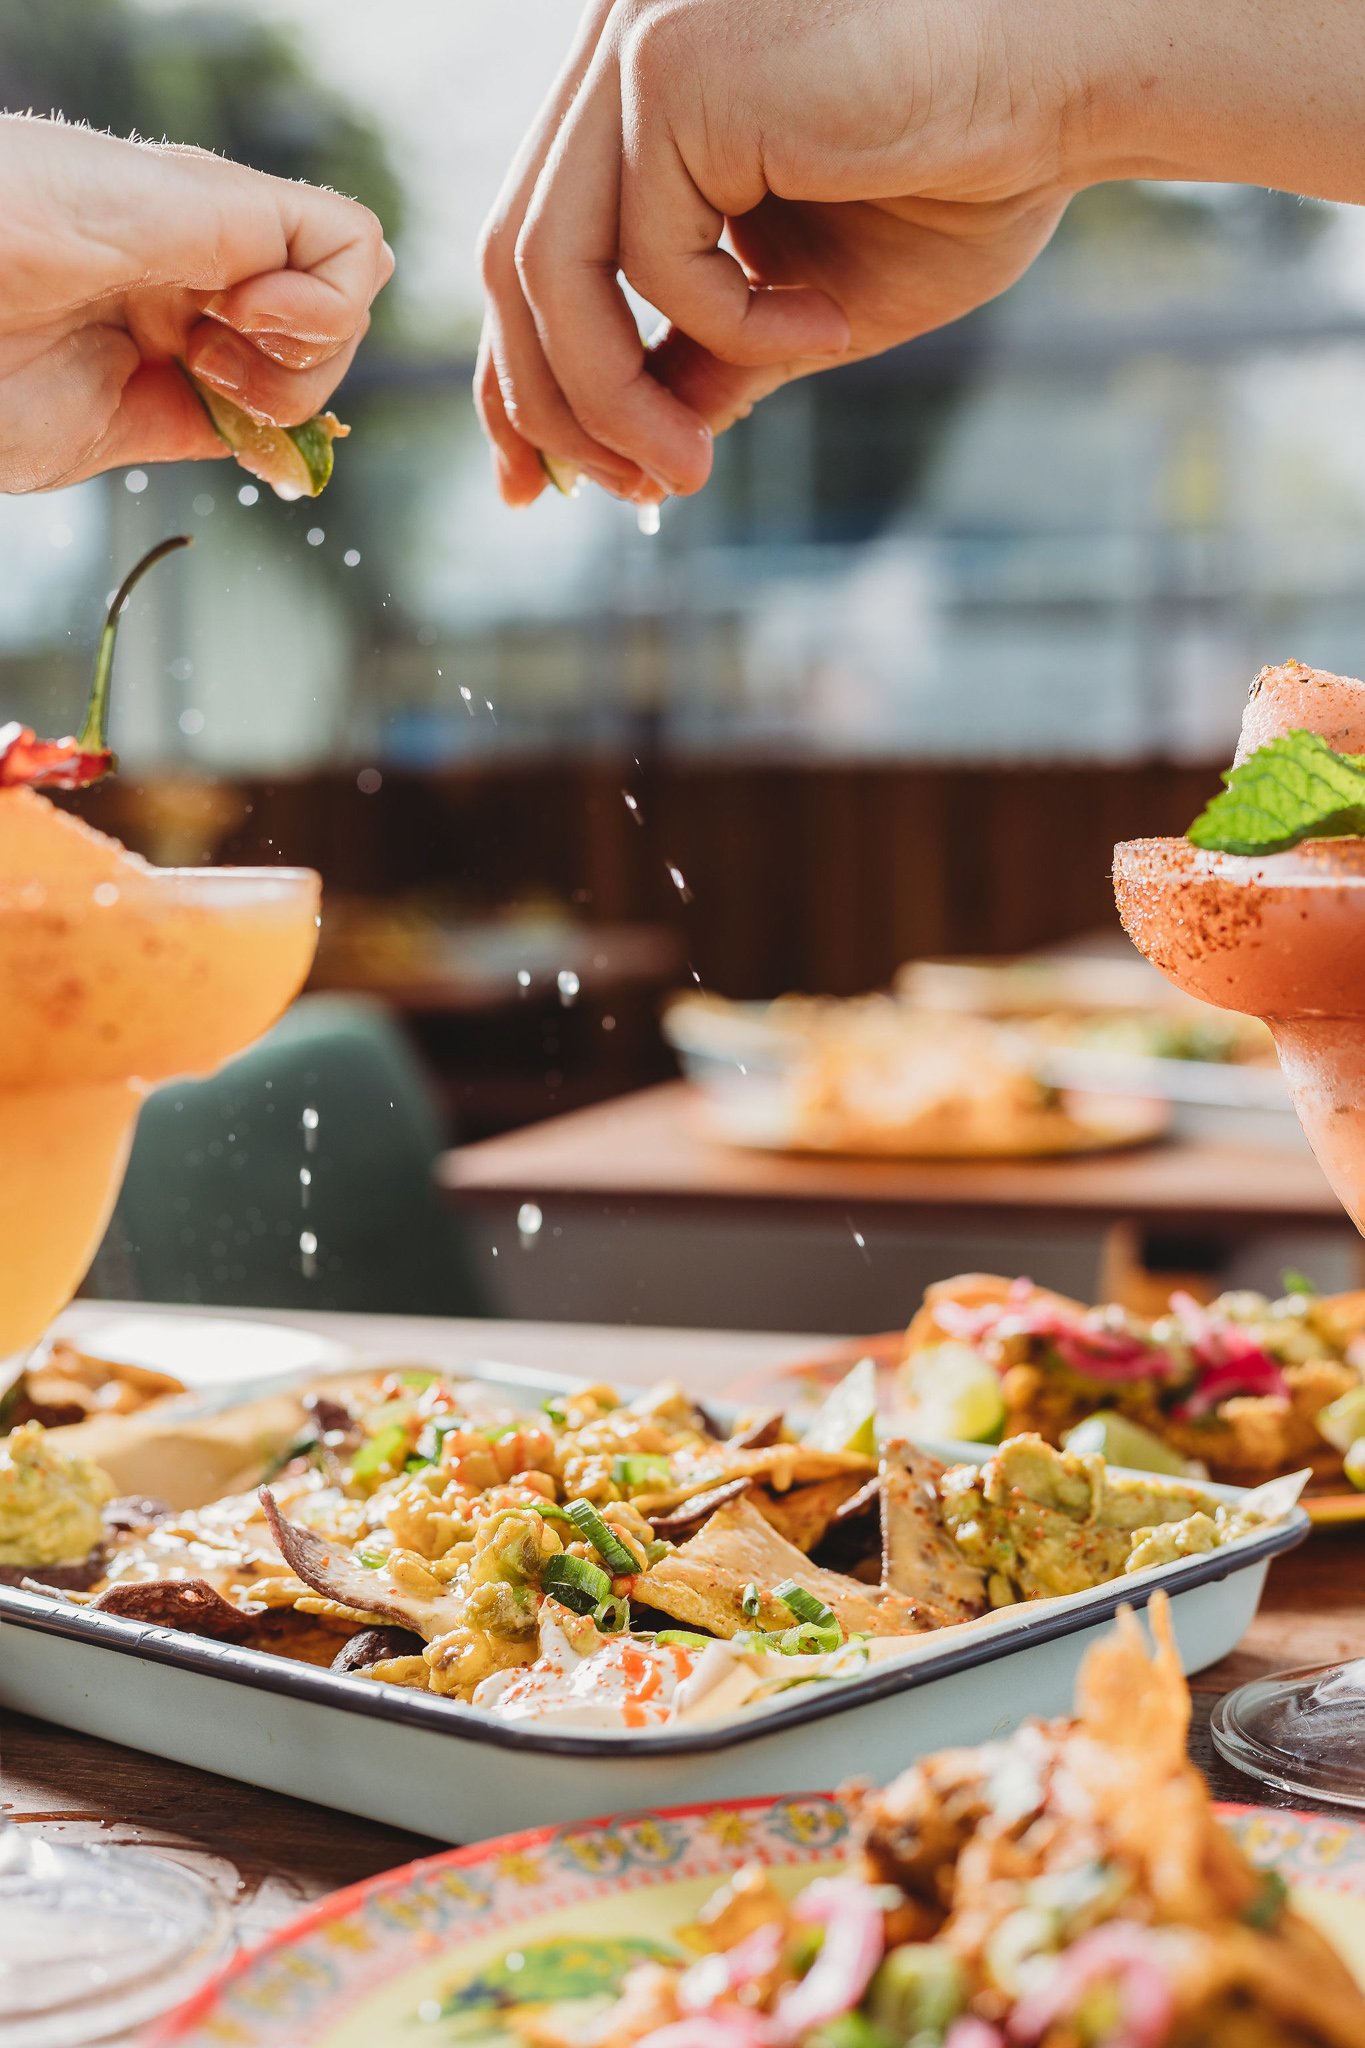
(666, 862, 693, 903)
(517, 1202, 544, 1246)
(517, 968, 532, 990)
(846, 1218, 872, 1267)
(299, 1229, 318, 1278)
(557, 968, 581, 1006)
(622, 790, 643, 825)
(636, 501, 662, 537)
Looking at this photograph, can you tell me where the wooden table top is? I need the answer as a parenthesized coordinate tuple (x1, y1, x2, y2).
(439, 1080, 1342, 1232)
(4, 1306, 1361, 2032)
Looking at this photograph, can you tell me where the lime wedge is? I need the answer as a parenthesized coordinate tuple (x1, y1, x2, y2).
(1063, 1412, 1196, 1477)
(1345, 1439, 1365, 1492)
(538, 451, 583, 497)
(1317, 1385, 1365, 1454)
(898, 1344, 1006, 1445)
(189, 373, 348, 498)
(803, 1356, 878, 1456)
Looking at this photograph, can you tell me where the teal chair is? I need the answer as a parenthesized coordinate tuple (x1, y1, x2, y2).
(91, 995, 487, 1316)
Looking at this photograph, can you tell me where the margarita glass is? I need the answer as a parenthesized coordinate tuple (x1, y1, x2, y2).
(0, 790, 319, 1357)
(0, 541, 320, 2041)
(1115, 659, 1365, 1805)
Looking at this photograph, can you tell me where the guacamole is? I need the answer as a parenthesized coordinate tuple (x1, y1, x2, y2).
(939, 1435, 1254, 1604)
(0, 1421, 114, 1566)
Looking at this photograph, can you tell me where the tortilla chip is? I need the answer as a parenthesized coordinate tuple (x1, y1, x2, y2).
(1, 1548, 105, 1592)
(91, 1576, 257, 1640)
(651, 1477, 752, 1535)
(752, 1474, 867, 1552)
(642, 1496, 947, 1639)
(880, 1441, 989, 1622)
(260, 1488, 461, 1641)
(331, 1624, 426, 1673)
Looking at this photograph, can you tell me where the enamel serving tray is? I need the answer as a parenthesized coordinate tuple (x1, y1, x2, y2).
(0, 1360, 1307, 1845)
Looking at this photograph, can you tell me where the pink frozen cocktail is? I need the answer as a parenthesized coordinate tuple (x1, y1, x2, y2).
(1116, 661, 1365, 1227)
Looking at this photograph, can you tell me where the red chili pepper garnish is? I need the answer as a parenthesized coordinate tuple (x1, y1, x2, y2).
(0, 723, 113, 790)
(0, 534, 192, 793)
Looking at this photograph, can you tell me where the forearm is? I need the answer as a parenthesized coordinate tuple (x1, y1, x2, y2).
(1065, 0, 1365, 202)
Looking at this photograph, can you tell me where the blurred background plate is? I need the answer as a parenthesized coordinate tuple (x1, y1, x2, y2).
(56, 1310, 353, 1394)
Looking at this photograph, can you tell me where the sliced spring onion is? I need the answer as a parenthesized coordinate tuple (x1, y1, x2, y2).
(532, 1500, 573, 1524)
(398, 1369, 439, 1389)
(481, 1423, 520, 1444)
(350, 1422, 410, 1480)
(563, 1498, 639, 1575)
(611, 1452, 672, 1490)
(741, 1582, 762, 1618)
(644, 1538, 672, 1565)
(543, 1396, 569, 1425)
(594, 1594, 631, 1634)
(355, 1547, 389, 1571)
(260, 1432, 321, 1483)
(543, 1552, 612, 1614)
(655, 1629, 713, 1649)
(780, 1621, 843, 1656)
(774, 1579, 837, 1630)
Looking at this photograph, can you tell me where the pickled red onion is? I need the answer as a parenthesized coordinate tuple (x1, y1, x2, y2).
(770, 1879, 885, 2042)
(1006, 1921, 1174, 2048)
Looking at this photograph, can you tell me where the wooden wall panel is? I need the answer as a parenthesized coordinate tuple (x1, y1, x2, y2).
(80, 756, 1224, 1000)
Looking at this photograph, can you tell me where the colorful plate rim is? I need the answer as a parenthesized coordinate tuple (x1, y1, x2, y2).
(148, 1792, 1365, 2046)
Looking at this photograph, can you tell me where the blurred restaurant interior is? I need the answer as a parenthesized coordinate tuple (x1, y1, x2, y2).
(9, 0, 1365, 1333)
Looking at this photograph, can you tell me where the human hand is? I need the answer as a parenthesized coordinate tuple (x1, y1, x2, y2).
(476, 0, 1365, 508)
(474, 0, 1081, 507)
(0, 117, 393, 493)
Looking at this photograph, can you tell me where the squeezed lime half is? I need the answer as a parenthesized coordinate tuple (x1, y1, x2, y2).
(189, 373, 349, 499)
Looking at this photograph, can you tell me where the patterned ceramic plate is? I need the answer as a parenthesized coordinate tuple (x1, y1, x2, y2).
(151, 1796, 1365, 2047)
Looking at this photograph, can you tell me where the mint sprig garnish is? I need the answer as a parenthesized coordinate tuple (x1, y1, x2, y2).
(1187, 730, 1365, 854)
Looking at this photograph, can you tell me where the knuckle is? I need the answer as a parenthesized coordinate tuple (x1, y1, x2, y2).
(622, 2, 683, 89)
(498, 384, 553, 448)
(573, 394, 622, 447)
(512, 220, 550, 298)
(477, 219, 513, 291)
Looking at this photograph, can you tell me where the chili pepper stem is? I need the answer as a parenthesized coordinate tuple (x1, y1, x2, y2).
(75, 534, 193, 756)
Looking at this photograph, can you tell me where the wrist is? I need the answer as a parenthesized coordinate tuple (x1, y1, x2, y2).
(1056, 0, 1365, 204)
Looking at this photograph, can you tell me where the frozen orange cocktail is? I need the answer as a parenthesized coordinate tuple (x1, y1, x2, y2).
(1116, 661, 1365, 1229)
(0, 538, 319, 1358)
(0, 791, 318, 1355)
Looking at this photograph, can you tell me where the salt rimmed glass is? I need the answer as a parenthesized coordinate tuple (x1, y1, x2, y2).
(1115, 834, 1365, 1802)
